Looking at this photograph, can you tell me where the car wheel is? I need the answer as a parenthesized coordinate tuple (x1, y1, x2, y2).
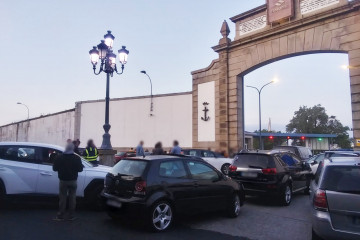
(221, 164, 231, 175)
(279, 183, 292, 206)
(149, 201, 173, 232)
(85, 183, 104, 210)
(227, 194, 241, 218)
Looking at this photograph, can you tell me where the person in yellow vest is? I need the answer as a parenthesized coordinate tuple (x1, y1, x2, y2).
(83, 139, 99, 165)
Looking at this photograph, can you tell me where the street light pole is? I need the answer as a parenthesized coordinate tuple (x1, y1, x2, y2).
(17, 102, 29, 121)
(247, 81, 274, 150)
(89, 31, 129, 150)
(140, 70, 154, 116)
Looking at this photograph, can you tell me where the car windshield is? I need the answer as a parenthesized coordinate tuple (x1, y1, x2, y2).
(321, 165, 360, 194)
(111, 159, 148, 177)
(234, 154, 275, 169)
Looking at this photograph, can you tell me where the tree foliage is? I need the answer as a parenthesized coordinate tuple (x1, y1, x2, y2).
(286, 104, 351, 148)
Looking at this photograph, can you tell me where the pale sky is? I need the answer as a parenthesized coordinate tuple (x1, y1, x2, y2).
(0, 0, 352, 133)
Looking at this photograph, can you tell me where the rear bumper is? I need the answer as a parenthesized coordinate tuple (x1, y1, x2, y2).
(312, 209, 360, 240)
(231, 179, 281, 195)
(101, 192, 147, 213)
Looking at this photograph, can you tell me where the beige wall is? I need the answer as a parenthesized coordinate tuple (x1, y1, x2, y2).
(78, 93, 192, 150)
(0, 110, 75, 146)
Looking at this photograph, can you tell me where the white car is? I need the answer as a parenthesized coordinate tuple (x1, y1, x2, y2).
(182, 149, 233, 174)
(0, 142, 111, 208)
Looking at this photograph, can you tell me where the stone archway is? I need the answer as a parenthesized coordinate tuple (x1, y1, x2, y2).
(192, 0, 360, 155)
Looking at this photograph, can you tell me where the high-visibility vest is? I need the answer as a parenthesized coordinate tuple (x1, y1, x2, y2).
(85, 147, 98, 162)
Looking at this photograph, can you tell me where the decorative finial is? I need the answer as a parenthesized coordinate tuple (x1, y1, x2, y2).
(220, 20, 230, 38)
(219, 20, 231, 45)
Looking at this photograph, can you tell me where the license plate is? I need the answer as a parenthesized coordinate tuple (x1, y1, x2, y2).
(107, 200, 122, 208)
(241, 172, 258, 178)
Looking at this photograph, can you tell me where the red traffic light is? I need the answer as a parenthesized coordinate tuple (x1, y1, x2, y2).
(269, 136, 274, 140)
(301, 136, 305, 140)
(287, 136, 290, 139)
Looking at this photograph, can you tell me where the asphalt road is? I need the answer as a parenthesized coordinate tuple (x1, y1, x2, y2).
(0, 193, 312, 240)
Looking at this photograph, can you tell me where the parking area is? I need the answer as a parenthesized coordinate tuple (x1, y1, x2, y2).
(0, 193, 311, 240)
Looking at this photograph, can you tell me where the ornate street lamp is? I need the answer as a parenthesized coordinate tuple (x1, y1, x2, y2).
(89, 30, 129, 150)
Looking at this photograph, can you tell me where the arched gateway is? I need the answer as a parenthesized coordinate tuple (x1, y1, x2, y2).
(192, 0, 360, 155)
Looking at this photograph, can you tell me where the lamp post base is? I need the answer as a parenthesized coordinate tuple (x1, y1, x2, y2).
(98, 149, 117, 167)
(100, 132, 113, 150)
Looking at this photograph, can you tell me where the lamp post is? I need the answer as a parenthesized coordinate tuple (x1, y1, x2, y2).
(247, 79, 276, 150)
(89, 30, 129, 150)
(140, 70, 154, 116)
(17, 102, 30, 141)
(17, 102, 29, 121)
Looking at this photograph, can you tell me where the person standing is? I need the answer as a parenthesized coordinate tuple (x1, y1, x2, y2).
(53, 143, 83, 221)
(152, 142, 164, 155)
(136, 141, 145, 157)
(73, 139, 81, 155)
(83, 139, 99, 165)
(170, 140, 182, 154)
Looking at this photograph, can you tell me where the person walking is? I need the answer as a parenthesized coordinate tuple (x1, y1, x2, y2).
(136, 141, 145, 157)
(170, 140, 182, 154)
(53, 143, 83, 221)
(152, 142, 164, 155)
(83, 139, 99, 165)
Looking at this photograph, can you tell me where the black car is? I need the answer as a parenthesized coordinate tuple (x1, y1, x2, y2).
(102, 155, 245, 232)
(272, 146, 312, 160)
(228, 152, 313, 206)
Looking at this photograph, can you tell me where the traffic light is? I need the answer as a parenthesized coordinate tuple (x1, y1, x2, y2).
(287, 136, 291, 140)
(301, 136, 305, 140)
(318, 138, 323, 141)
(269, 136, 274, 140)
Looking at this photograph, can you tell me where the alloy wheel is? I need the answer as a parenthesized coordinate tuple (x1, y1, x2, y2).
(285, 185, 292, 204)
(222, 164, 230, 175)
(152, 203, 172, 231)
(234, 195, 241, 216)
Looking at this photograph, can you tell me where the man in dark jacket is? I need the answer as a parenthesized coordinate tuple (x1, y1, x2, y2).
(53, 143, 83, 221)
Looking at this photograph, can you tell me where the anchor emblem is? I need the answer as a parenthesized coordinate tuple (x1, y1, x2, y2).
(201, 102, 210, 121)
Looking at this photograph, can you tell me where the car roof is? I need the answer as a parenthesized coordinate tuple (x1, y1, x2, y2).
(124, 154, 203, 161)
(323, 157, 360, 166)
(0, 142, 64, 151)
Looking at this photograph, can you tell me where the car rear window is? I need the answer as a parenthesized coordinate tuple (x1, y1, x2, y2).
(321, 166, 360, 194)
(234, 154, 275, 169)
(111, 159, 148, 177)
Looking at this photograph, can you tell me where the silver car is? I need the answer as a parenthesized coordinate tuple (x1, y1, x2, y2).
(310, 157, 360, 240)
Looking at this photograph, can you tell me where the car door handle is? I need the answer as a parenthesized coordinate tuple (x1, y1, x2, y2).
(40, 171, 53, 176)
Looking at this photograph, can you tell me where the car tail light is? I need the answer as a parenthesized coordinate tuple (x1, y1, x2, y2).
(229, 165, 237, 172)
(313, 189, 328, 211)
(135, 181, 146, 192)
(262, 168, 277, 174)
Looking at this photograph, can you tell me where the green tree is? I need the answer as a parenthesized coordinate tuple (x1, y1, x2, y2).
(286, 105, 351, 149)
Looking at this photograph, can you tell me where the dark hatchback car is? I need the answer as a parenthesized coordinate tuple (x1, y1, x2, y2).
(272, 146, 312, 160)
(228, 152, 313, 206)
(102, 155, 245, 232)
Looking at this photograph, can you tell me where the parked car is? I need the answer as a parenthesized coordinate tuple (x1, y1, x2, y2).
(102, 155, 245, 232)
(272, 146, 312, 160)
(228, 152, 313, 206)
(308, 154, 325, 174)
(0, 142, 111, 208)
(182, 149, 233, 174)
(114, 151, 136, 163)
(310, 157, 360, 240)
(309, 151, 360, 174)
